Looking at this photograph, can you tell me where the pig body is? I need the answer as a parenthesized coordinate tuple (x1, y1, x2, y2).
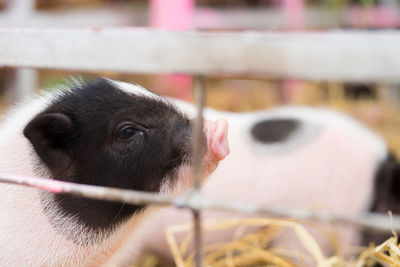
(109, 102, 394, 265)
(204, 107, 386, 250)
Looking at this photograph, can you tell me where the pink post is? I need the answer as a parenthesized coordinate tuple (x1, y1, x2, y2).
(282, 0, 304, 31)
(281, 0, 305, 103)
(150, 0, 195, 30)
(150, 0, 194, 101)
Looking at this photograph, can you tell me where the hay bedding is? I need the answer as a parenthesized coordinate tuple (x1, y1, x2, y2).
(161, 218, 398, 267)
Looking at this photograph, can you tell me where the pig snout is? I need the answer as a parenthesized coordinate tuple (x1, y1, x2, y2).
(204, 118, 230, 161)
(168, 118, 229, 193)
(202, 118, 230, 176)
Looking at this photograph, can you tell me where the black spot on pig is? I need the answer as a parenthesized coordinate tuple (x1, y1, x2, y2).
(24, 78, 198, 238)
(362, 153, 400, 245)
(251, 118, 299, 143)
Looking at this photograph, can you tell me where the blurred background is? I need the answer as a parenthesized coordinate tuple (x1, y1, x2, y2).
(1, 1, 400, 266)
(1, 0, 400, 157)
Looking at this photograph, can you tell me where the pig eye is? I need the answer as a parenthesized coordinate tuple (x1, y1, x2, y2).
(116, 123, 144, 141)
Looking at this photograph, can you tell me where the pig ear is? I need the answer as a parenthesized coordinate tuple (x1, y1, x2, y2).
(387, 162, 400, 203)
(369, 154, 400, 213)
(23, 113, 74, 172)
(362, 156, 400, 245)
(390, 162, 400, 200)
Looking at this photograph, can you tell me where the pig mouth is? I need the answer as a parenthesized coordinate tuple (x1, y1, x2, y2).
(160, 118, 229, 194)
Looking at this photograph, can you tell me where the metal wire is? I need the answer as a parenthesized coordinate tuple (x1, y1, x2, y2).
(192, 76, 207, 267)
(0, 172, 399, 233)
(0, 173, 174, 206)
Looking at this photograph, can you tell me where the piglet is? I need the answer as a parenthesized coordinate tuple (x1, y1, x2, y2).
(0, 78, 229, 266)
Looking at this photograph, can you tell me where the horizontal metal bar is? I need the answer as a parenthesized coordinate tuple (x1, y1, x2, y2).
(0, 173, 399, 232)
(0, 173, 173, 206)
(202, 198, 400, 233)
(1, 28, 400, 82)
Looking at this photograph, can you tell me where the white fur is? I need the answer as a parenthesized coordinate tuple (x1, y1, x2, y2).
(244, 106, 386, 159)
(0, 89, 115, 265)
(110, 79, 162, 100)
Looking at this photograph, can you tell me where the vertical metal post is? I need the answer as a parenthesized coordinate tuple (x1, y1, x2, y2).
(192, 76, 206, 189)
(5, 68, 38, 102)
(192, 76, 206, 267)
(4, 0, 38, 101)
(381, 83, 400, 109)
(5, 0, 35, 19)
(282, 0, 304, 30)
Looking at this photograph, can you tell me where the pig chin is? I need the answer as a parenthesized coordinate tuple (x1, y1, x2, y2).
(159, 158, 218, 195)
(160, 119, 229, 194)
(158, 147, 207, 194)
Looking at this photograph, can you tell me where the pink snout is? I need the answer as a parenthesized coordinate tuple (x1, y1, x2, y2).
(204, 118, 230, 162)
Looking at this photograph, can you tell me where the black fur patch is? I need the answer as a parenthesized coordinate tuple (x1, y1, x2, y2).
(362, 153, 400, 245)
(251, 118, 299, 144)
(24, 78, 197, 240)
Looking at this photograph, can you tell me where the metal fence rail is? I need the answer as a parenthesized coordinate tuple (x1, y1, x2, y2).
(0, 172, 399, 232)
(1, 28, 400, 82)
